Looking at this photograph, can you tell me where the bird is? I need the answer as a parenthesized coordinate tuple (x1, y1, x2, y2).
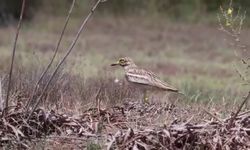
(111, 57, 181, 103)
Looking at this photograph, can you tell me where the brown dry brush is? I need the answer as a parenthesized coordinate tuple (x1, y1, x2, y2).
(0, 101, 250, 149)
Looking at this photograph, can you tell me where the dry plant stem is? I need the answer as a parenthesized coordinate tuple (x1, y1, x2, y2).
(27, 0, 103, 121)
(201, 107, 223, 123)
(228, 91, 250, 128)
(24, 0, 76, 112)
(0, 78, 3, 111)
(4, 0, 26, 115)
(47, 135, 100, 140)
(95, 86, 102, 114)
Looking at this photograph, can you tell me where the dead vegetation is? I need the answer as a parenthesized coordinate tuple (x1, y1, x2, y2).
(1, 100, 250, 149)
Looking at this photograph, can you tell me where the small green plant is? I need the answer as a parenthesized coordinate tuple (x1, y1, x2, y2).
(87, 142, 102, 150)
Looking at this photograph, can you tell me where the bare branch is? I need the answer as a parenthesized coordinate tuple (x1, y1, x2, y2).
(0, 77, 3, 111)
(26, 0, 104, 121)
(228, 91, 250, 128)
(4, 0, 26, 115)
(24, 0, 76, 113)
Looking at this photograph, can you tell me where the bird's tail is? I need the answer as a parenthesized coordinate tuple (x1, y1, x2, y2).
(177, 91, 186, 96)
(168, 89, 186, 96)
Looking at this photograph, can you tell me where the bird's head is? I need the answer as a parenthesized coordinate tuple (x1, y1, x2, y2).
(111, 57, 136, 68)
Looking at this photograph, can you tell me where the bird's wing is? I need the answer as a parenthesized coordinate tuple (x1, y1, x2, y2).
(126, 68, 178, 92)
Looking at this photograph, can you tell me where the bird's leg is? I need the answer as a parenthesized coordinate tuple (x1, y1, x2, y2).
(143, 90, 149, 104)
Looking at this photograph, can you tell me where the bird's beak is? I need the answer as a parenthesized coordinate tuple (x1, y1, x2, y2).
(111, 61, 119, 66)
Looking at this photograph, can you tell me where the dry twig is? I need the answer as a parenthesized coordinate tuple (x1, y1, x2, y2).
(228, 91, 250, 128)
(201, 107, 223, 123)
(0, 77, 3, 111)
(4, 0, 26, 116)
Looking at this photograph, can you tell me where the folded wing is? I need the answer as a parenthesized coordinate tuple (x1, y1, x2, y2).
(126, 68, 178, 92)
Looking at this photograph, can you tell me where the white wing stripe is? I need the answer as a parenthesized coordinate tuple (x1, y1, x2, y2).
(126, 74, 151, 85)
(126, 72, 149, 80)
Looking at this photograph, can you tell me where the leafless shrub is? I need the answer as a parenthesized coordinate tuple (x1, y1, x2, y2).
(218, 0, 250, 128)
(25, 0, 76, 113)
(26, 0, 105, 121)
(218, 0, 249, 84)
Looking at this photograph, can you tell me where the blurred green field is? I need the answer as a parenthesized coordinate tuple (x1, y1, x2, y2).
(0, 14, 249, 106)
(2, 0, 250, 25)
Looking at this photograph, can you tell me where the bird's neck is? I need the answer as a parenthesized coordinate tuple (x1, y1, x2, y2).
(124, 64, 137, 70)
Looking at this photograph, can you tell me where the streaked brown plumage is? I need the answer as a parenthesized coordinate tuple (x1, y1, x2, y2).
(111, 57, 180, 102)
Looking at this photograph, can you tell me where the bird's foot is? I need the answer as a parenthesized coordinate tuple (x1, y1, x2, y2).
(143, 97, 150, 104)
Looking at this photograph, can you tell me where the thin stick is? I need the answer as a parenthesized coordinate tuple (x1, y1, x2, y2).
(228, 91, 250, 128)
(0, 77, 3, 111)
(4, 0, 26, 115)
(27, 0, 103, 121)
(201, 107, 223, 123)
(224, 109, 250, 121)
(24, 0, 76, 113)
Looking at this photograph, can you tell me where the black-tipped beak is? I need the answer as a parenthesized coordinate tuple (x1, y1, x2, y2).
(111, 61, 119, 66)
(111, 63, 118, 66)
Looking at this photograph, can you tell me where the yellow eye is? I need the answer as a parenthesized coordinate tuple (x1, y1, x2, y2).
(119, 58, 125, 63)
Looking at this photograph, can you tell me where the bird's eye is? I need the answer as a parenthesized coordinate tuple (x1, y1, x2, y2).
(119, 58, 125, 63)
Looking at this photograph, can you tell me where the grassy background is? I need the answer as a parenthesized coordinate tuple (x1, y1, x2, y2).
(0, 16, 249, 107)
(1, 0, 250, 24)
(0, 1, 249, 112)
